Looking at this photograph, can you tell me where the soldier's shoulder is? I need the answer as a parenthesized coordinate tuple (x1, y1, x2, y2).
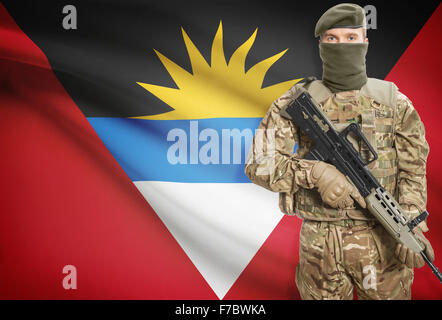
(361, 78, 398, 107)
(289, 76, 318, 91)
(274, 78, 317, 109)
(396, 90, 412, 103)
(289, 77, 334, 104)
(396, 90, 416, 112)
(363, 78, 414, 105)
(287, 79, 310, 96)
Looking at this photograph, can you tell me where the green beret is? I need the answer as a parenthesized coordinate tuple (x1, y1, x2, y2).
(315, 3, 366, 38)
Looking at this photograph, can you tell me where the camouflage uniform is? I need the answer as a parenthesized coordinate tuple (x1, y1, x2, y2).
(245, 79, 429, 300)
(296, 220, 414, 299)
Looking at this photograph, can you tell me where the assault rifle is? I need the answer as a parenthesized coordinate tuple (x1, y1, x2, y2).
(281, 87, 442, 283)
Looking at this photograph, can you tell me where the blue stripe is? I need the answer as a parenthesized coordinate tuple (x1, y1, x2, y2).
(88, 117, 273, 183)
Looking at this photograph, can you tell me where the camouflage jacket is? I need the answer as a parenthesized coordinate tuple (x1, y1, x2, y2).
(245, 78, 429, 222)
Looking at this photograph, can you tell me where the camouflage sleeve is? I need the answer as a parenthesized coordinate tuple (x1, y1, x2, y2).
(244, 86, 318, 193)
(394, 91, 429, 219)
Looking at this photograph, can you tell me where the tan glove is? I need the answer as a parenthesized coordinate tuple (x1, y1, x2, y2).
(395, 225, 435, 269)
(310, 161, 366, 209)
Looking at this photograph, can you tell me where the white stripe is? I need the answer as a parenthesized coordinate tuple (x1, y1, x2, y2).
(134, 181, 283, 299)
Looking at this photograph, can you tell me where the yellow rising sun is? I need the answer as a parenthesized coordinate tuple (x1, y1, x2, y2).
(136, 21, 301, 120)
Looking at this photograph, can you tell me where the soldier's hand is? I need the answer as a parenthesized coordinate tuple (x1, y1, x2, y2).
(310, 161, 366, 209)
(395, 226, 435, 269)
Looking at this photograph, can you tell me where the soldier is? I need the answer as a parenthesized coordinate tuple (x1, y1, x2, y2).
(245, 3, 435, 299)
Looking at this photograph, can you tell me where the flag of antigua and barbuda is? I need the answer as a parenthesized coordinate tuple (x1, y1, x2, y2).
(0, 0, 441, 300)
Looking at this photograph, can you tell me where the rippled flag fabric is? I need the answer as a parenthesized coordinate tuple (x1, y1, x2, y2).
(0, 0, 441, 299)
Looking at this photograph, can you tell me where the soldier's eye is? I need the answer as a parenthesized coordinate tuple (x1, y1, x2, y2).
(349, 36, 356, 41)
(327, 36, 335, 41)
